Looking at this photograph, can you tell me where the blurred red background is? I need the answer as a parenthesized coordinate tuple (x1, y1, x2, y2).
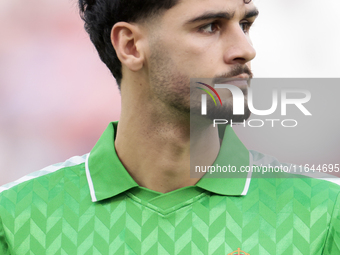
(1, 0, 339, 185)
(0, 0, 121, 185)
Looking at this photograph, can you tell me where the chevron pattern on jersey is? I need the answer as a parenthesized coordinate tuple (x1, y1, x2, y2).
(1, 162, 340, 255)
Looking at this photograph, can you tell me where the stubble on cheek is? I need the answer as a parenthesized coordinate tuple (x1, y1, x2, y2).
(148, 43, 191, 114)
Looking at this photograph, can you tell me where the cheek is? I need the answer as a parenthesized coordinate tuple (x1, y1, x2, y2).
(187, 37, 224, 65)
(160, 33, 225, 77)
(182, 51, 223, 78)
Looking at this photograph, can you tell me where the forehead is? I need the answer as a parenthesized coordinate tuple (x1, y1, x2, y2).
(168, 0, 256, 19)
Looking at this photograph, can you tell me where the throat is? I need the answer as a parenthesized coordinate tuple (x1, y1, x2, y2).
(115, 119, 221, 193)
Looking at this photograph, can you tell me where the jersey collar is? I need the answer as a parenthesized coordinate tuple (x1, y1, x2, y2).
(86, 122, 252, 202)
(195, 124, 252, 196)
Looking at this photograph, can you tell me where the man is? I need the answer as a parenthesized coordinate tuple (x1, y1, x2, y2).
(0, 0, 339, 254)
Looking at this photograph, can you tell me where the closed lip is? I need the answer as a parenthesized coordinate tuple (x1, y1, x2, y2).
(214, 74, 250, 83)
(214, 75, 250, 88)
(231, 74, 250, 80)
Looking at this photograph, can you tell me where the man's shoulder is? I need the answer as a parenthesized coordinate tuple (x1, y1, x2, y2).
(0, 154, 88, 201)
(0, 154, 91, 254)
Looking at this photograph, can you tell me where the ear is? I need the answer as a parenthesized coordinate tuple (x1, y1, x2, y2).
(111, 22, 145, 72)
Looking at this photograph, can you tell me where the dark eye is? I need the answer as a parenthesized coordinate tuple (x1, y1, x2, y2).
(240, 21, 252, 33)
(199, 22, 220, 34)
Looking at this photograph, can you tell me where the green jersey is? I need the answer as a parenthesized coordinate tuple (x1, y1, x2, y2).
(1, 122, 339, 254)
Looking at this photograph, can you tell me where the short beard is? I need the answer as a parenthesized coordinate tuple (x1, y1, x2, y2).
(212, 65, 253, 83)
(190, 65, 253, 124)
(190, 87, 251, 123)
(148, 43, 191, 117)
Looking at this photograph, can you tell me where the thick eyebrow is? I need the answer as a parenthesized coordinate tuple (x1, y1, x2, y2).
(185, 8, 259, 25)
(244, 8, 259, 19)
(185, 11, 235, 24)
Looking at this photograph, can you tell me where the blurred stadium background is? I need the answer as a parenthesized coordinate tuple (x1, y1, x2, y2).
(1, 0, 339, 185)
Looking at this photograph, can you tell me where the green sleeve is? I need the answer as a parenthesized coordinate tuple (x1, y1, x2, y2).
(323, 192, 340, 254)
(0, 217, 10, 255)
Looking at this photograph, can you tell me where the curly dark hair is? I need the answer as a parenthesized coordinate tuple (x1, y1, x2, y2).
(78, 0, 253, 88)
(78, 0, 180, 87)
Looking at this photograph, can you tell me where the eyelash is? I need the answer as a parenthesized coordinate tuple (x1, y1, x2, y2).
(198, 20, 253, 34)
(240, 21, 253, 34)
(198, 22, 221, 34)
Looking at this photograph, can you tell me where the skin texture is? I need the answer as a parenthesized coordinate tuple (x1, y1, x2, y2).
(112, 0, 258, 193)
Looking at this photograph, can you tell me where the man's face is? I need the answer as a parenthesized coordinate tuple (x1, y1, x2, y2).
(145, 0, 258, 117)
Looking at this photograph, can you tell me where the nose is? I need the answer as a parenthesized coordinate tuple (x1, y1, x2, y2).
(223, 24, 256, 65)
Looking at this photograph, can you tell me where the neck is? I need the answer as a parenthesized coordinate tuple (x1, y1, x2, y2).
(115, 80, 221, 193)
